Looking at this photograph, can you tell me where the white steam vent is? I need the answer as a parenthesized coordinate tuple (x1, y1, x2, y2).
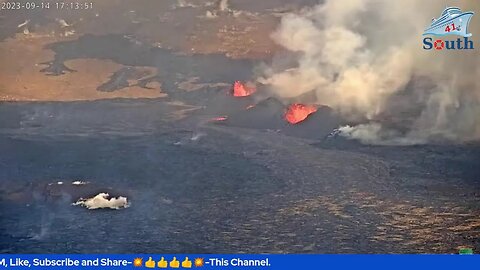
(72, 193, 129, 210)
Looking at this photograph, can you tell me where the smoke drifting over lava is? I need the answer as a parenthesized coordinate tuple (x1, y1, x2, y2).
(259, 0, 480, 144)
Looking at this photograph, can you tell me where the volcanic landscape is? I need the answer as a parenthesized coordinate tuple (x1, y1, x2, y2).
(0, 0, 479, 253)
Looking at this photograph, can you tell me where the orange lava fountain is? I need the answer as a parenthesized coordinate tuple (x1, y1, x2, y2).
(284, 104, 317, 124)
(233, 81, 256, 97)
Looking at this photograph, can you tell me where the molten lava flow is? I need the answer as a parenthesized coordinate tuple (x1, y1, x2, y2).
(210, 116, 228, 122)
(285, 104, 317, 124)
(233, 81, 256, 97)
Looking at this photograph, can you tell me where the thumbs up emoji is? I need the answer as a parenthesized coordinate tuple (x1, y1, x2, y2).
(157, 257, 167, 268)
(145, 257, 155, 268)
(170, 257, 180, 268)
(182, 257, 192, 268)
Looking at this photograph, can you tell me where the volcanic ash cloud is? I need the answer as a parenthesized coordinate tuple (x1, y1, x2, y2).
(259, 0, 480, 144)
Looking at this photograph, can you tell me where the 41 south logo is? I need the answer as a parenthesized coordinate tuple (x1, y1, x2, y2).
(423, 6, 475, 50)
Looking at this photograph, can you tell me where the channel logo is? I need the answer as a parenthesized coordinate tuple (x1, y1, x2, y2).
(422, 6, 475, 50)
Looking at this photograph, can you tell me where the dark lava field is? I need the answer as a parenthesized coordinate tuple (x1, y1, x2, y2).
(0, 0, 479, 254)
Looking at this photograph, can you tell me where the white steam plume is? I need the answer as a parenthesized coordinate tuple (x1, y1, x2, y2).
(73, 193, 129, 210)
(260, 0, 480, 144)
(218, 0, 229, 12)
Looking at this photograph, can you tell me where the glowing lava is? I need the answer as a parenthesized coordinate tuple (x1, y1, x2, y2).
(210, 116, 228, 122)
(233, 81, 256, 97)
(284, 104, 317, 124)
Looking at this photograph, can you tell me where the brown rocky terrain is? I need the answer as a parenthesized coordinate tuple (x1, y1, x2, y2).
(0, 0, 313, 101)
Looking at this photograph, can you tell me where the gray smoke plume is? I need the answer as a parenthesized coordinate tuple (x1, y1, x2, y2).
(259, 0, 480, 144)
